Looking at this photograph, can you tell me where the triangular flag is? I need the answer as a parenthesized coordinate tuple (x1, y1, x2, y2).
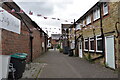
(52, 18, 56, 19)
(19, 9, 24, 13)
(29, 11, 33, 15)
(11, 9, 15, 13)
(44, 17, 47, 19)
(37, 14, 42, 16)
(57, 18, 60, 20)
(65, 20, 68, 22)
(0, 10, 4, 12)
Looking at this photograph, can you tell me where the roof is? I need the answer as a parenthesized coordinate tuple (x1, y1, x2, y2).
(69, 1, 102, 27)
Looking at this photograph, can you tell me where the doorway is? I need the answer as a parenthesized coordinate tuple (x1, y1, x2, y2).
(105, 35, 115, 69)
(79, 40, 83, 58)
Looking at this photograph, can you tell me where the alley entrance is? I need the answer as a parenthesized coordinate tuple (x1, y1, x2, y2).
(22, 49, 118, 78)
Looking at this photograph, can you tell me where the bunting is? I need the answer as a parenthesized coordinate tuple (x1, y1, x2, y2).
(11, 9, 15, 13)
(0, 8, 74, 23)
(29, 11, 33, 15)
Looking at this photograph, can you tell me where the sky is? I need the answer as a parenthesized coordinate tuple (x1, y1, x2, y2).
(13, 0, 99, 37)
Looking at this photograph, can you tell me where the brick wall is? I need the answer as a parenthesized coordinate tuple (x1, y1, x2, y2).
(1, 22, 31, 61)
(1, 3, 48, 62)
(70, 2, 119, 68)
(32, 30, 42, 60)
(82, 2, 119, 67)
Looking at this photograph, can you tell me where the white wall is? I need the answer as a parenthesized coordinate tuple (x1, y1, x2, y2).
(0, 55, 11, 79)
(0, 29, 2, 55)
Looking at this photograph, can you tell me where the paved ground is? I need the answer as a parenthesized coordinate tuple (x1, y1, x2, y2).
(23, 49, 118, 78)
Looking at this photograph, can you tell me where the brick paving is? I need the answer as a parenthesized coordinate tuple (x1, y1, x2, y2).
(23, 49, 118, 78)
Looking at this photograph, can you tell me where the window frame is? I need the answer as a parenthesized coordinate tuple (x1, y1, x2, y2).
(103, 2, 109, 16)
(82, 20, 86, 27)
(86, 15, 91, 25)
(96, 35, 103, 53)
(84, 38, 89, 51)
(89, 37, 95, 52)
(93, 8, 100, 21)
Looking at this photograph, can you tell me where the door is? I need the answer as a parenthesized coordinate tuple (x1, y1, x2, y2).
(79, 40, 83, 58)
(105, 36, 115, 69)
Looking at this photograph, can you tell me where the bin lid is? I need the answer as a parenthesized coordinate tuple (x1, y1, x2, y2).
(11, 53, 27, 59)
(15, 53, 28, 56)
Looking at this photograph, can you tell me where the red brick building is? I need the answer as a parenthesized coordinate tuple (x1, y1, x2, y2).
(0, 2, 48, 62)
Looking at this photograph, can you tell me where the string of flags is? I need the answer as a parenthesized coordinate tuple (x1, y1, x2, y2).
(82, 26, 101, 31)
(0, 9, 73, 23)
(0, 8, 102, 33)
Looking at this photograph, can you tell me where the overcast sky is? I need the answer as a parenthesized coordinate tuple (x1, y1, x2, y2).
(14, 0, 99, 37)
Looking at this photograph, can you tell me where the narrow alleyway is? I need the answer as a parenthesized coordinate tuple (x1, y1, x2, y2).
(24, 50, 118, 78)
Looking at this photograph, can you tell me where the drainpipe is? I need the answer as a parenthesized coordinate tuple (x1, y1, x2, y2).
(99, 3, 105, 56)
(20, 18, 33, 62)
(115, 22, 120, 38)
(74, 19, 78, 56)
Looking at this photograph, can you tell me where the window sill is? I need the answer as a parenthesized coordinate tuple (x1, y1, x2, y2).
(96, 50, 103, 53)
(103, 13, 109, 18)
(89, 50, 95, 52)
(84, 49, 88, 51)
(86, 23, 91, 26)
(93, 18, 100, 23)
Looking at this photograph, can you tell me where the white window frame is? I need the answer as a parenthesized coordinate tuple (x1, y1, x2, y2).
(76, 23, 82, 30)
(93, 9, 100, 21)
(84, 38, 89, 51)
(86, 15, 91, 25)
(96, 35, 103, 53)
(103, 2, 108, 15)
(71, 40, 75, 49)
(82, 20, 86, 27)
(89, 37, 95, 52)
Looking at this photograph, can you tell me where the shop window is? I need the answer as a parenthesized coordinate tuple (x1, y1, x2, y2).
(96, 36, 103, 52)
(84, 38, 89, 51)
(89, 37, 95, 52)
(103, 2, 108, 15)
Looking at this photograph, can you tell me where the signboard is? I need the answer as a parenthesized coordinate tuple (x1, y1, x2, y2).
(0, 7, 21, 34)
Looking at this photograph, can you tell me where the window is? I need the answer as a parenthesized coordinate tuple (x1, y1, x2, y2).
(86, 15, 91, 25)
(93, 9, 100, 21)
(89, 37, 95, 52)
(82, 20, 86, 27)
(84, 38, 89, 51)
(71, 40, 75, 49)
(103, 2, 108, 15)
(76, 23, 82, 30)
(96, 36, 103, 52)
